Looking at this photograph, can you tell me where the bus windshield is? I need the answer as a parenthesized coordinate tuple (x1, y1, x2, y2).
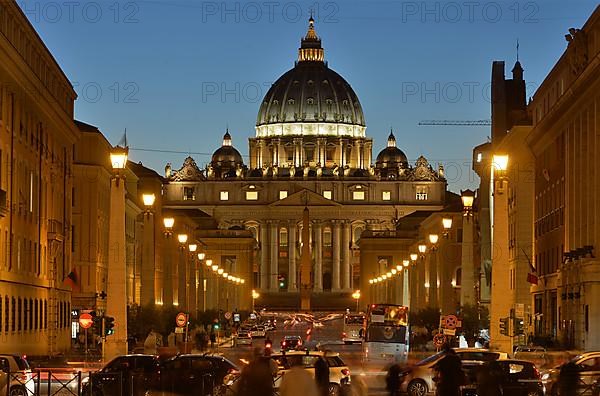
(345, 315, 364, 325)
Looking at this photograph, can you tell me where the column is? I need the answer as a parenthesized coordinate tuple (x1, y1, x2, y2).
(332, 221, 341, 291)
(178, 249, 186, 312)
(105, 177, 128, 360)
(338, 138, 345, 166)
(270, 221, 278, 291)
(163, 237, 174, 307)
(342, 221, 351, 290)
(314, 221, 323, 291)
(461, 217, 476, 306)
(288, 221, 297, 291)
(260, 222, 269, 291)
(141, 213, 155, 306)
(429, 250, 439, 308)
(188, 259, 197, 317)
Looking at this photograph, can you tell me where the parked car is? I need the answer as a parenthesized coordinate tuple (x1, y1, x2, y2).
(514, 346, 548, 369)
(155, 354, 240, 396)
(399, 348, 509, 396)
(269, 351, 351, 395)
(280, 335, 303, 351)
(235, 331, 253, 346)
(0, 354, 35, 396)
(82, 354, 161, 396)
(543, 352, 600, 396)
(462, 360, 543, 396)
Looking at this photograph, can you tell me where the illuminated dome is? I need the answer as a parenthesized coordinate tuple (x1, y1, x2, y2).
(256, 17, 366, 138)
(211, 131, 244, 168)
(376, 131, 408, 168)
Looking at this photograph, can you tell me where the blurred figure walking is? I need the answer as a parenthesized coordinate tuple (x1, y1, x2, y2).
(315, 356, 330, 396)
(558, 361, 580, 396)
(386, 363, 402, 396)
(432, 345, 464, 396)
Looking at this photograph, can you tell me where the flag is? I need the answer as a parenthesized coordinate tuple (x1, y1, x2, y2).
(64, 268, 80, 292)
(527, 272, 538, 285)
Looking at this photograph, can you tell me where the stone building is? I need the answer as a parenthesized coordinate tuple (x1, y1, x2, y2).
(162, 18, 450, 310)
(0, 1, 78, 355)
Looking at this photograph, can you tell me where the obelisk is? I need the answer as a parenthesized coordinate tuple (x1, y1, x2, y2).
(300, 206, 312, 310)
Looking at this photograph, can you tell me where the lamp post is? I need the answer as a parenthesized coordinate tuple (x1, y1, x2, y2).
(105, 145, 129, 361)
(140, 193, 156, 307)
(442, 217, 453, 238)
(197, 252, 206, 312)
(187, 243, 198, 320)
(352, 290, 361, 313)
(251, 289, 260, 312)
(177, 234, 187, 311)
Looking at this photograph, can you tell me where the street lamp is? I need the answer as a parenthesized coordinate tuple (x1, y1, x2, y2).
(198, 252, 206, 261)
(163, 217, 175, 237)
(105, 144, 129, 361)
(206, 259, 213, 267)
(429, 234, 439, 251)
(142, 193, 155, 209)
(418, 244, 427, 256)
(188, 244, 197, 252)
(403, 259, 410, 268)
(410, 253, 418, 262)
(252, 290, 260, 312)
(177, 234, 188, 244)
(352, 290, 361, 313)
(461, 189, 475, 218)
(442, 216, 453, 238)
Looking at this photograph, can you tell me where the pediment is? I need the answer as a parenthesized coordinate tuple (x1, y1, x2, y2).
(270, 189, 341, 207)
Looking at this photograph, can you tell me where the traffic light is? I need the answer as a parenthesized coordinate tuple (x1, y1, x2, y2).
(91, 311, 102, 334)
(278, 275, 286, 289)
(514, 318, 525, 335)
(213, 323, 220, 330)
(104, 316, 115, 336)
(499, 317, 510, 336)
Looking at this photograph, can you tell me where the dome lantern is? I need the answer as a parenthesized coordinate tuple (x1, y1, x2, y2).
(298, 16, 324, 63)
(223, 129, 232, 146)
(387, 129, 397, 148)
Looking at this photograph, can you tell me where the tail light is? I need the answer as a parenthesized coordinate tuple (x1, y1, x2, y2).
(282, 341, 286, 346)
(534, 367, 541, 379)
(341, 369, 350, 377)
(342, 332, 347, 338)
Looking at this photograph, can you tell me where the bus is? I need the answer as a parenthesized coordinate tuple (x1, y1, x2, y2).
(342, 313, 365, 344)
(363, 304, 409, 363)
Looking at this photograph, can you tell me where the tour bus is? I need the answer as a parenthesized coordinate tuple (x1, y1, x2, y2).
(363, 304, 409, 363)
(342, 313, 365, 344)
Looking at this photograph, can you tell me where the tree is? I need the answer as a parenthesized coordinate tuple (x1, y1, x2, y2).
(413, 307, 441, 334)
(459, 304, 489, 347)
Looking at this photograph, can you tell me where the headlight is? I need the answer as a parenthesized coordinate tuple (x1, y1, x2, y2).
(82, 376, 90, 386)
(542, 373, 550, 381)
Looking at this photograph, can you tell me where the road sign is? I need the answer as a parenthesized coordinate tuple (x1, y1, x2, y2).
(176, 312, 187, 328)
(233, 313, 241, 322)
(445, 315, 459, 329)
(433, 333, 445, 347)
(224, 311, 232, 320)
(443, 328, 456, 336)
(79, 313, 93, 329)
(515, 303, 525, 318)
(175, 327, 184, 334)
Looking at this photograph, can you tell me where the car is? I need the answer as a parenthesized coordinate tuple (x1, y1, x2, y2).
(235, 331, 253, 346)
(154, 354, 240, 396)
(399, 348, 509, 396)
(280, 335, 303, 351)
(0, 354, 35, 396)
(513, 346, 547, 369)
(462, 360, 544, 396)
(250, 325, 266, 338)
(269, 351, 351, 395)
(542, 352, 600, 396)
(82, 354, 161, 396)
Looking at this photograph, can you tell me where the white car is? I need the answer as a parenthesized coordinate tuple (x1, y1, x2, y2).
(235, 331, 253, 346)
(250, 326, 266, 338)
(270, 351, 351, 394)
(0, 354, 35, 396)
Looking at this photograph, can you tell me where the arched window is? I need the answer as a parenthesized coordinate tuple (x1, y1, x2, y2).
(279, 228, 288, 247)
(352, 227, 364, 246)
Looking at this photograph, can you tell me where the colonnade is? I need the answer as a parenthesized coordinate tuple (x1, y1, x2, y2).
(257, 219, 353, 292)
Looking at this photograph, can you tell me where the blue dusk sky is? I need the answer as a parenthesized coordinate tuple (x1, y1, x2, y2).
(20, 0, 597, 192)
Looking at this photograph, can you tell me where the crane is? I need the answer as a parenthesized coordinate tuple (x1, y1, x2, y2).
(418, 119, 491, 126)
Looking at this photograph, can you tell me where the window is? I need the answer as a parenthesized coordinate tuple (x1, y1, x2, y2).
(323, 190, 332, 200)
(183, 187, 195, 201)
(476, 152, 482, 163)
(382, 191, 391, 201)
(352, 191, 365, 201)
(279, 228, 288, 247)
(279, 190, 288, 200)
(323, 228, 332, 247)
(246, 191, 258, 201)
(220, 191, 229, 201)
(416, 186, 428, 200)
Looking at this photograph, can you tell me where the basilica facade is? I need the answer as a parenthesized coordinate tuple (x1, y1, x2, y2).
(162, 18, 449, 309)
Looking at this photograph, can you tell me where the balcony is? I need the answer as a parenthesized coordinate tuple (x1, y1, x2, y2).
(0, 189, 6, 217)
(47, 219, 64, 242)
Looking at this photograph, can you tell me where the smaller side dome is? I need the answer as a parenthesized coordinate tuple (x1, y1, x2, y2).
(211, 130, 244, 170)
(376, 130, 408, 169)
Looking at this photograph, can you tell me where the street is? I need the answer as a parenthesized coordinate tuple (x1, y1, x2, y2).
(220, 313, 395, 395)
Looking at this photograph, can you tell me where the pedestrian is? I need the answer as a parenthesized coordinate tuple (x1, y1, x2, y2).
(315, 356, 330, 396)
(144, 329, 158, 355)
(236, 347, 276, 396)
(432, 345, 464, 396)
(210, 330, 216, 349)
(558, 360, 580, 396)
(280, 354, 319, 396)
(476, 361, 503, 396)
(386, 363, 402, 396)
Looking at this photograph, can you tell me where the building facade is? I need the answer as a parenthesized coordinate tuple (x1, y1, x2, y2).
(162, 18, 449, 310)
(0, 1, 78, 355)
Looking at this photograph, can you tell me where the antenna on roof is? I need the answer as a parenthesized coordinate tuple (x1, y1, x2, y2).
(516, 39, 520, 62)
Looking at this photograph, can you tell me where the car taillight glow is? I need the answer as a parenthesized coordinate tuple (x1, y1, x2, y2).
(342, 332, 347, 338)
(282, 341, 286, 346)
(341, 369, 350, 377)
(534, 367, 541, 379)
